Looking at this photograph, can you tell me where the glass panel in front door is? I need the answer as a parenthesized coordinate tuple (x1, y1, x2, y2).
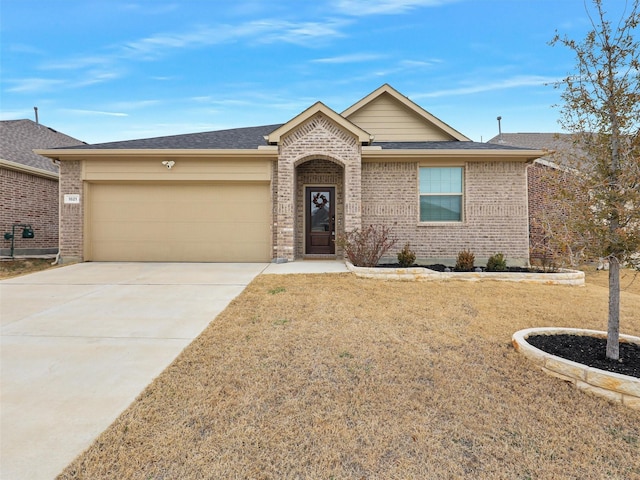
(310, 190, 331, 232)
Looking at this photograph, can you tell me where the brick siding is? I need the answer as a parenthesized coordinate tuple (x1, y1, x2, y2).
(1, 167, 58, 255)
(362, 161, 531, 265)
(528, 162, 548, 262)
(527, 161, 576, 264)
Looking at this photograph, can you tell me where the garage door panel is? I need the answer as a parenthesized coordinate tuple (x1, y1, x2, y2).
(88, 183, 271, 262)
(90, 241, 270, 262)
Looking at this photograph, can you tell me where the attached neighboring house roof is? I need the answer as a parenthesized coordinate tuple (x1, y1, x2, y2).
(0, 119, 85, 177)
(486, 132, 572, 151)
(487, 132, 583, 169)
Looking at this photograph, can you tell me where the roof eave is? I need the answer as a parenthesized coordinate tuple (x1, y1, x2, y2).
(0, 158, 59, 179)
(361, 148, 547, 162)
(34, 147, 279, 161)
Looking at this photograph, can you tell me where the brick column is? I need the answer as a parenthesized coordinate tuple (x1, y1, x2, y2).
(58, 160, 83, 263)
(275, 157, 295, 262)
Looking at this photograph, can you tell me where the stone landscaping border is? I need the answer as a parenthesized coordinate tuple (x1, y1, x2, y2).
(345, 262, 585, 285)
(512, 327, 640, 410)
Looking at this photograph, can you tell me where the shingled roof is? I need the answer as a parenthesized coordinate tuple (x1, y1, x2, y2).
(486, 132, 589, 168)
(64, 124, 283, 150)
(486, 133, 573, 151)
(59, 124, 535, 152)
(0, 120, 85, 174)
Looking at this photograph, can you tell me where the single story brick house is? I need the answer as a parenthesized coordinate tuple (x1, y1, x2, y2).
(1, 119, 85, 256)
(38, 84, 546, 265)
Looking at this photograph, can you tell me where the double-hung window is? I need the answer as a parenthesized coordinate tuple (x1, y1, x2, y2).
(419, 167, 463, 222)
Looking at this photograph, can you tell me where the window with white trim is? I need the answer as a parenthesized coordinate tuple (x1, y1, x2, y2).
(419, 167, 463, 222)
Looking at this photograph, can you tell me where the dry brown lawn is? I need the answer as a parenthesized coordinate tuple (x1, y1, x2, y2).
(59, 272, 640, 479)
(0, 258, 58, 279)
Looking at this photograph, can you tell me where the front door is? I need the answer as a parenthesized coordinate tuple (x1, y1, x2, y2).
(306, 186, 335, 255)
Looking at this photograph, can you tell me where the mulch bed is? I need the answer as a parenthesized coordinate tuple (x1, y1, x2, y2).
(526, 334, 640, 378)
(379, 263, 543, 273)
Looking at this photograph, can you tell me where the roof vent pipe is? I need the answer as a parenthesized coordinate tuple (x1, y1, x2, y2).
(34, 107, 39, 125)
(496, 116, 504, 143)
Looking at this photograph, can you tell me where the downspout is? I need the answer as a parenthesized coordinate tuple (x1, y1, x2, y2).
(51, 158, 61, 265)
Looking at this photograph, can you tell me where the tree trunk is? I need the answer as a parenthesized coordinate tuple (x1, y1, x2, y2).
(606, 256, 620, 360)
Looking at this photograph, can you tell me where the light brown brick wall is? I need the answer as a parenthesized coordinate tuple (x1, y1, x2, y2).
(1, 167, 59, 254)
(275, 112, 361, 261)
(58, 160, 84, 262)
(362, 161, 530, 266)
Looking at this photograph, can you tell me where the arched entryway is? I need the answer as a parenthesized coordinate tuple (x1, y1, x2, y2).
(295, 158, 344, 258)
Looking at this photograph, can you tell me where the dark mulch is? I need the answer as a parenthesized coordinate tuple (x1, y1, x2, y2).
(378, 263, 539, 273)
(527, 334, 640, 378)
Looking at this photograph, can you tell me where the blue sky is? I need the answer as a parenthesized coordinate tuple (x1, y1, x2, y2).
(0, 0, 616, 144)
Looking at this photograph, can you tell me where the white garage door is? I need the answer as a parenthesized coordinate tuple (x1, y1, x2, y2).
(87, 182, 271, 262)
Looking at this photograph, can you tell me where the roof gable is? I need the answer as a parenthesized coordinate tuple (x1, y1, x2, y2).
(342, 84, 469, 142)
(266, 102, 372, 145)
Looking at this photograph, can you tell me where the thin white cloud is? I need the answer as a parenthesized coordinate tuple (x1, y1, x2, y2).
(256, 19, 349, 46)
(414, 75, 557, 98)
(16, 17, 351, 95)
(399, 59, 441, 68)
(40, 55, 111, 71)
(5, 78, 65, 93)
(333, 0, 458, 16)
(74, 71, 122, 87)
(312, 53, 385, 64)
(107, 100, 162, 110)
(61, 109, 128, 117)
(120, 18, 348, 61)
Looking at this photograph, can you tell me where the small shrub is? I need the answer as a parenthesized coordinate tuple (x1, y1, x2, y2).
(455, 249, 475, 272)
(336, 224, 396, 267)
(397, 243, 416, 268)
(486, 253, 507, 272)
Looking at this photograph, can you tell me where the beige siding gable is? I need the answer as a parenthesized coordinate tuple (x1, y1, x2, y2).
(346, 92, 457, 142)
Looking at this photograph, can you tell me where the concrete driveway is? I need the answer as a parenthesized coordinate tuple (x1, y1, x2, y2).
(0, 262, 269, 480)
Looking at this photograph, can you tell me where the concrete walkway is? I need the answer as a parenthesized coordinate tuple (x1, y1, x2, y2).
(0, 260, 347, 480)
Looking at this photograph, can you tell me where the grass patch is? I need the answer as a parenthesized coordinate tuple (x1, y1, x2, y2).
(268, 286, 287, 295)
(58, 273, 640, 479)
(580, 265, 640, 295)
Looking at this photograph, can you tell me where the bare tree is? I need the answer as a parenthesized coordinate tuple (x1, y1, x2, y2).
(550, 0, 640, 360)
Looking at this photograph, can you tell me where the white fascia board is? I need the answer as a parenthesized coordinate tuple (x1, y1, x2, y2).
(0, 158, 59, 179)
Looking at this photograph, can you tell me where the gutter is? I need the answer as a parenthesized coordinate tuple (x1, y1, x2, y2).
(0, 158, 59, 180)
(34, 147, 279, 161)
(361, 148, 550, 163)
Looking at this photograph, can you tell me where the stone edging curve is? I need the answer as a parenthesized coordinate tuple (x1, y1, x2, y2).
(512, 327, 640, 410)
(345, 262, 585, 285)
